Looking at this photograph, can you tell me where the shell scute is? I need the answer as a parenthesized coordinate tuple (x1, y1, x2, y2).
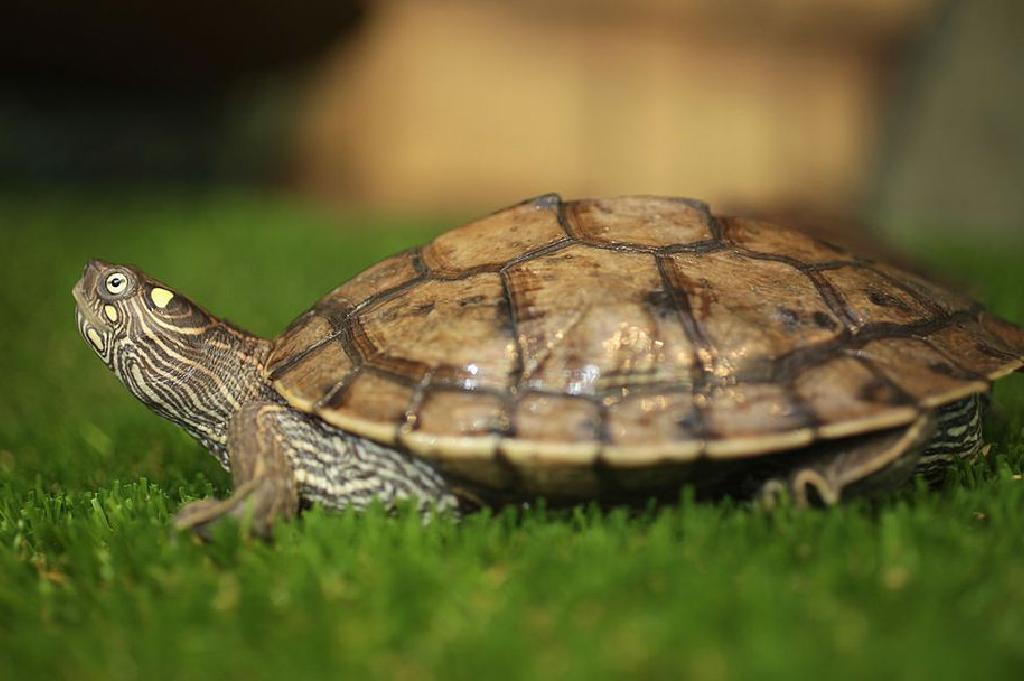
(421, 199, 566, 277)
(872, 263, 976, 316)
(407, 390, 506, 443)
(606, 392, 698, 450)
(356, 273, 514, 390)
(272, 341, 354, 412)
(663, 251, 844, 375)
(569, 196, 714, 247)
(318, 371, 413, 443)
(514, 394, 601, 443)
(268, 313, 332, 376)
(794, 357, 916, 438)
(979, 312, 1024, 361)
(722, 216, 855, 265)
(820, 266, 932, 330)
(318, 250, 423, 319)
(704, 383, 811, 453)
(854, 338, 988, 407)
(505, 244, 694, 395)
(927, 319, 1021, 380)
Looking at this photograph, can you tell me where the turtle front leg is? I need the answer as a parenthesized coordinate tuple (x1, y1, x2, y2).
(174, 402, 300, 539)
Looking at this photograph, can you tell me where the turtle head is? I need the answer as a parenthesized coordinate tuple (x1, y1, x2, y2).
(73, 259, 212, 371)
(72, 259, 270, 461)
(72, 259, 220, 428)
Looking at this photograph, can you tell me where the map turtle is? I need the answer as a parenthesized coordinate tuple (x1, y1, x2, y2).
(72, 195, 1024, 533)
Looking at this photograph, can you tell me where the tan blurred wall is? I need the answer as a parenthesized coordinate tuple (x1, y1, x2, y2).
(873, 0, 1024, 236)
(292, 0, 936, 214)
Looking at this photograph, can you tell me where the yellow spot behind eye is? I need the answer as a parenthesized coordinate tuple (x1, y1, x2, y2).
(151, 288, 174, 308)
(104, 305, 118, 322)
(87, 328, 105, 352)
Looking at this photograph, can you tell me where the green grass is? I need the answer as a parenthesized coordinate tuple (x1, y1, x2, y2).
(1, 190, 1023, 680)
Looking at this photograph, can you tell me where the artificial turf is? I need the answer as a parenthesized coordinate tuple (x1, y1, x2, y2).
(1, 190, 1022, 680)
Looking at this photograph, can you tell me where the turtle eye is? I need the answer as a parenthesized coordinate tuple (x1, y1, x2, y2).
(105, 272, 129, 295)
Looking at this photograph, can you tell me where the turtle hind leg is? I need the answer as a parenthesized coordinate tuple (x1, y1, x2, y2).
(759, 414, 937, 507)
(914, 394, 986, 483)
(174, 402, 300, 539)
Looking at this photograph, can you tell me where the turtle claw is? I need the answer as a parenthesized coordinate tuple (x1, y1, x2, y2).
(756, 471, 839, 509)
(173, 479, 285, 540)
(756, 479, 789, 510)
(173, 497, 238, 541)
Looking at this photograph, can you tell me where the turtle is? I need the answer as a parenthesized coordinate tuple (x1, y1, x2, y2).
(72, 194, 1024, 534)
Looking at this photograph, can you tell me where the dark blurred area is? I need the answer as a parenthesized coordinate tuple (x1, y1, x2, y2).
(0, 0, 366, 184)
(1, 0, 1021, 238)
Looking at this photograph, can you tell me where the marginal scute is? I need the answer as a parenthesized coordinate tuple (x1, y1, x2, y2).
(821, 266, 931, 330)
(506, 244, 693, 395)
(356, 273, 514, 390)
(514, 394, 600, 442)
(979, 312, 1024, 363)
(317, 371, 413, 442)
(569, 196, 714, 247)
(926, 319, 1023, 380)
(855, 338, 988, 407)
(606, 392, 698, 448)
(795, 357, 917, 438)
(410, 390, 507, 440)
(663, 251, 843, 375)
(722, 217, 855, 264)
(420, 199, 566, 276)
(704, 383, 811, 450)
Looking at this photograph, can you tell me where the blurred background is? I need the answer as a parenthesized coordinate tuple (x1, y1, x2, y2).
(1, 0, 1022, 240)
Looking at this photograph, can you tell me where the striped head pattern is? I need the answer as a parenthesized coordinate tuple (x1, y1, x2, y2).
(73, 259, 212, 371)
(73, 260, 271, 464)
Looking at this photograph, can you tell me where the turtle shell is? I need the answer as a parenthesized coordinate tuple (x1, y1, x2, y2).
(266, 195, 1024, 497)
